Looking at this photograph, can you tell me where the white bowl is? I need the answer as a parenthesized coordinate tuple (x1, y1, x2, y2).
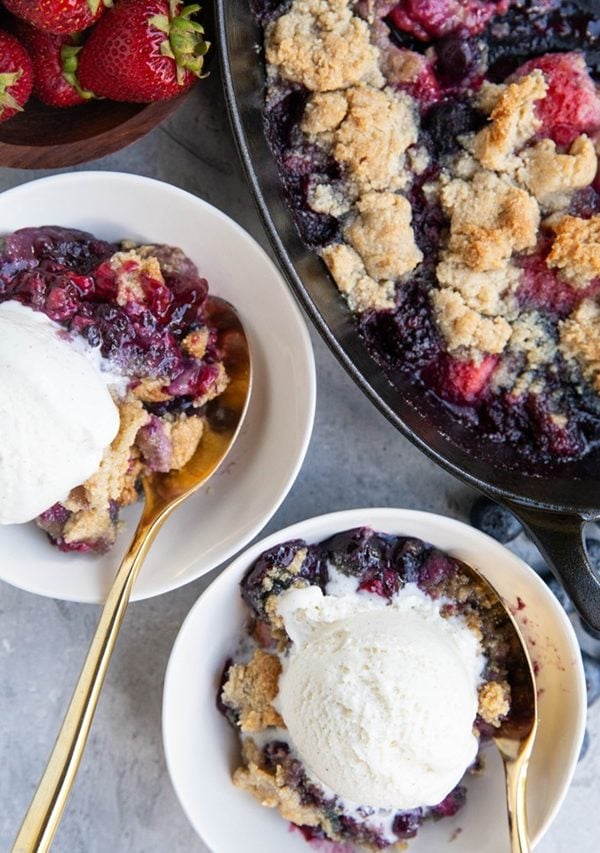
(163, 508, 586, 853)
(0, 172, 315, 603)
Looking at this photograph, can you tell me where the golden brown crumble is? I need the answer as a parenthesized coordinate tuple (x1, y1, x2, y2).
(308, 182, 353, 217)
(509, 313, 557, 367)
(109, 250, 164, 307)
(265, 0, 382, 92)
(62, 400, 150, 546)
(472, 71, 546, 172)
(129, 377, 171, 403)
(478, 681, 511, 727)
(221, 649, 284, 732)
(345, 191, 423, 280)
(517, 135, 597, 208)
(432, 288, 512, 354)
(300, 89, 349, 136)
(436, 258, 520, 316)
(474, 80, 505, 115)
(182, 327, 209, 359)
(233, 739, 322, 827)
(304, 84, 418, 193)
(440, 171, 539, 271)
(560, 299, 600, 391)
(321, 242, 396, 312)
(406, 145, 430, 175)
(547, 214, 600, 283)
(168, 415, 204, 469)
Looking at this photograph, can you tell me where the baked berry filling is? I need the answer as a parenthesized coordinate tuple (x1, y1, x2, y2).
(257, 0, 600, 469)
(0, 226, 228, 553)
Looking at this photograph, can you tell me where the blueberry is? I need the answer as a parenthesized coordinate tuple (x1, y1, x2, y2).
(582, 652, 600, 706)
(543, 575, 574, 613)
(392, 810, 423, 839)
(422, 98, 486, 157)
(434, 35, 484, 87)
(579, 729, 590, 761)
(469, 497, 523, 543)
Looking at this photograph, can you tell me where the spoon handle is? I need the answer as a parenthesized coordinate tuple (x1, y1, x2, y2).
(12, 509, 164, 853)
(504, 755, 531, 853)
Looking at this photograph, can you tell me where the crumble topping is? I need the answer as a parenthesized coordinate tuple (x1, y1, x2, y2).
(432, 288, 512, 354)
(321, 242, 396, 312)
(110, 250, 164, 307)
(182, 328, 209, 358)
(436, 258, 519, 316)
(166, 414, 204, 469)
(304, 84, 418, 192)
(477, 681, 511, 727)
(471, 71, 546, 172)
(345, 191, 423, 280)
(221, 649, 284, 732)
(308, 181, 353, 217)
(508, 313, 558, 386)
(265, 0, 383, 92)
(440, 171, 540, 272)
(517, 135, 598, 208)
(130, 377, 171, 403)
(560, 299, 600, 391)
(300, 89, 349, 136)
(547, 214, 600, 283)
(233, 740, 322, 828)
(62, 400, 150, 547)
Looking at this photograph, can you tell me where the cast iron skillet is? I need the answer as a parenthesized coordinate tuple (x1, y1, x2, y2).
(216, 0, 600, 632)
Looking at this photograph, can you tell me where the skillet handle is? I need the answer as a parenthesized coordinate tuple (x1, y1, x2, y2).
(507, 504, 600, 635)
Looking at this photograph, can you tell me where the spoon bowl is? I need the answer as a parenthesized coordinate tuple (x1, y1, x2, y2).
(13, 297, 252, 853)
(458, 561, 538, 853)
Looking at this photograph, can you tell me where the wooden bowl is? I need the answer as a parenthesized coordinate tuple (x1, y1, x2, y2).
(0, 95, 187, 169)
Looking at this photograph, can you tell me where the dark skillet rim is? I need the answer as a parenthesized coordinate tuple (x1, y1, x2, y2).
(215, 0, 600, 518)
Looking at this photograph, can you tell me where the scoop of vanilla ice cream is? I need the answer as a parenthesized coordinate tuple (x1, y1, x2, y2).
(0, 301, 120, 524)
(275, 584, 483, 810)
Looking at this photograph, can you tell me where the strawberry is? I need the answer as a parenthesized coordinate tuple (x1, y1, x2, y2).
(513, 53, 600, 147)
(442, 354, 499, 403)
(12, 22, 93, 108)
(0, 30, 33, 124)
(1, 1, 110, 36)
(77, 1, 209, 103)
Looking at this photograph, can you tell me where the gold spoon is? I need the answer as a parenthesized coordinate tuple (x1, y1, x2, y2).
(13, 297, 251, 853)
(458, 560, 539, 853)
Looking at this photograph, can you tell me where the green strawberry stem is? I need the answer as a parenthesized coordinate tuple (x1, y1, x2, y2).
(61, 45, 96, 100)
(150, 4, 210, 87)
(88, 0, 113, 14)
(0, 71, 24, 114)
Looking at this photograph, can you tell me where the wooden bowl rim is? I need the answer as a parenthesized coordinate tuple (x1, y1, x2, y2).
(0, 94, 187, 169)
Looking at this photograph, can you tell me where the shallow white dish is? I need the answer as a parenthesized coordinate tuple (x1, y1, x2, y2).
(163, 508, 586, 853)
(0, 172, 315, 603)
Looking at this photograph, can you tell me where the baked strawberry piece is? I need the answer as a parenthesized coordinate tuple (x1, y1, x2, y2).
(0, 226, 228, 553)
(514, 52, 600, 146)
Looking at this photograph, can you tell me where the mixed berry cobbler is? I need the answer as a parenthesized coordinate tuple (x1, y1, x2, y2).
(219, 528, 514, 848)
(0, 226, 228, 553)
(254, 0, 600, 467)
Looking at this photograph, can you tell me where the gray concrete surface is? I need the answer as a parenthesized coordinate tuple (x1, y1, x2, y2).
(1, 67, 598, 852)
